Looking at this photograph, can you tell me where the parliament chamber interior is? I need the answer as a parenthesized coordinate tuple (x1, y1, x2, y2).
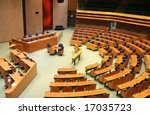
(0, 0, 150, 98)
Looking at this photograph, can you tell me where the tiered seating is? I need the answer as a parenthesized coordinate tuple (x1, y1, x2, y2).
(116, 72, 150, 98)
(57, 68, 77, 74)
(102, 34, 124, 44)
(132, 88, 150, 98)
(129, 55, 143, 73)
(101, 55, 114, 67)
(140, 39, 150, 46)
(70, 24, 109, 46)
(44, 89, 109, 98)
(85, 62, 100, 74)
(144, 55, 150, 72)
(91, 40, 107, 48)
(118, 44, 133, 55)
(115, 55, 130, 70)
(128, 42, 146, 55)
(103, 69, 132, 89)
(72, 24, 150, 98)
(50, 80, 96, 92)
(112, 29, 148, 40)
(135, 41, 150, 53)
(110, 30, 139, 41)
(99, 46, 119, 58)
(44, 68, 109, 98)
(54, 74, 86, 82)
(104, 32, 132, 43)
(115, 55, 123, 67)
(97, 38, 115, 46)
(91, 65, 115, 79)
(99, 48, 108, 57)
(86, 42, 98, 51)
(70, 39, 82, 46)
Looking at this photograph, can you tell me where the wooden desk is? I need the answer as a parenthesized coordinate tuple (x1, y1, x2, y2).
(10, 35, 58, 53)
(70, 40, 82, 46)
(72, 37, 87, 44)
(10, 49, 27, 64)
(44, 89, 109, 98)
(130, 55, 137, 69)
(115, 55, 123, 66)
(109, 46, 120, 57)
(93, 40, 106, 48)
(72, 50, 82, 65)
(57, 68, 77, 74)
(85, 62, 100, 73)
(132, 88, 150, 98)
(144, 55, 150, 72)
(128, 43, 145, 55)
(50, 80, 95, 87)
(101, 38, 115, 46)
(54, 74, 85, 82)
(21, 32, 56, 42)
(103, 69, 131, 84)
(101, 55, 109, 65)
(116, 72, 150, 92)
(141, 39, 150, 46)
(135, 41, 150, 51)
(52, 45, 60, 51)
(54, 74, 85, 79)
(5, 62, 37, 98)
(19, 58, 35, 71)
(86, 42, 97, 51)
(118, 44, 133, 55)
(99, 48, 107, 57)
(0, 58, 16, 76)
(91, 65, 115, 78)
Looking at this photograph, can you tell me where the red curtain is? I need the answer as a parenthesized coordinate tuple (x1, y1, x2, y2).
(43, 0, 53, 30)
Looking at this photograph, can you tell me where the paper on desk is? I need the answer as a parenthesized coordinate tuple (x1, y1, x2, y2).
(11, 82, 17, 87)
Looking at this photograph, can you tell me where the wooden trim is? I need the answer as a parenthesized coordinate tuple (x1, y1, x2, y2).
(76, 10, 150, 27)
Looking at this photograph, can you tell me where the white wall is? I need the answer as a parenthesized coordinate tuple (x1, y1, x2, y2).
(53, 0, 68, 29)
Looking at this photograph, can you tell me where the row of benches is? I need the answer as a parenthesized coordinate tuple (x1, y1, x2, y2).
(44, 68, 109, 98)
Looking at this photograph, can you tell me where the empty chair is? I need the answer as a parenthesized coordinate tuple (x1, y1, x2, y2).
(50, 87, 59, 92)
(74, 86, 85, 91)
(55, 79, 63, 82)
(86, 84, 96, 91)
(99, 93, 109, 98)
(67, 79, 76, 82)
(62, 86, 72, 92)
(79, 77, 87, 81)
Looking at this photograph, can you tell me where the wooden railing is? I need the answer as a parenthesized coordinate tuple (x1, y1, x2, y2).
(76, 10, 150, 27)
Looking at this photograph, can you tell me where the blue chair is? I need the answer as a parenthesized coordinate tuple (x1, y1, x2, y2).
(97, 43, 100, 46)
(58, 43, 64, 56)
(47, 44, 51, 48)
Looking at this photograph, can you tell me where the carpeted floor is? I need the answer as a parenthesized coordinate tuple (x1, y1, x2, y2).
(0, 27, 145, 98)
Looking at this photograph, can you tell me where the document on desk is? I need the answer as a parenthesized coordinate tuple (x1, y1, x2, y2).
(11, 82, 17, 87)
